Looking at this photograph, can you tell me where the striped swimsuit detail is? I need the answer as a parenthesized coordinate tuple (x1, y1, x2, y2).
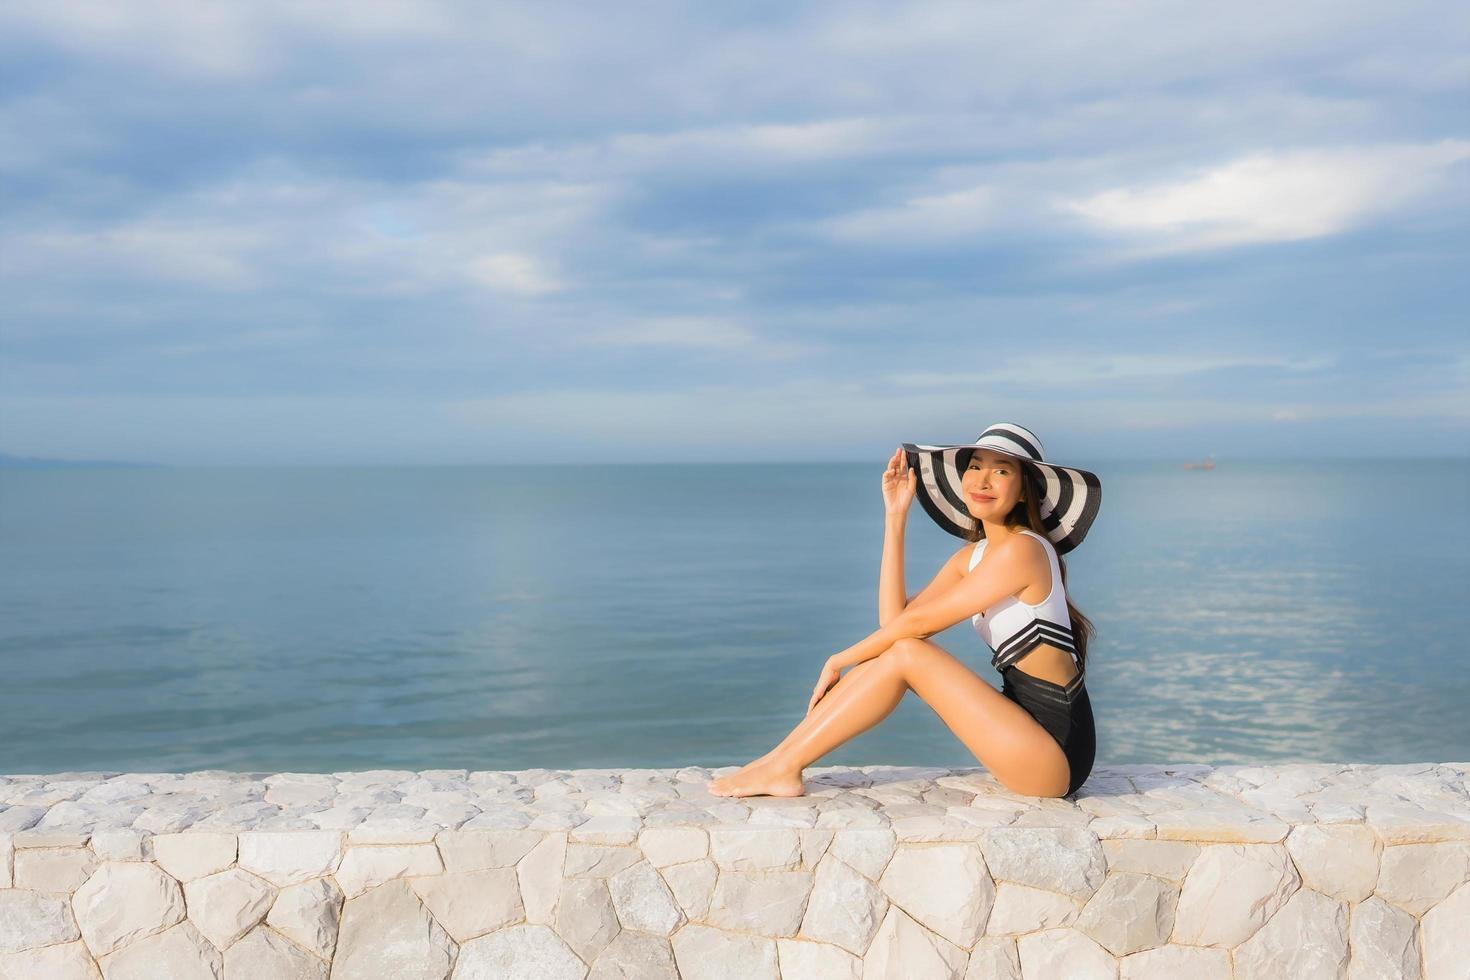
(968, 529, 1084, 697)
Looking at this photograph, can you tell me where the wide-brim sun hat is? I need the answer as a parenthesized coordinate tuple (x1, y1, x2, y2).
(902, 422, 1102, 555)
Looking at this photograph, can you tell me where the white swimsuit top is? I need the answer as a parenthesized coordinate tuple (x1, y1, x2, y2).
(969, 529, 1083, 686)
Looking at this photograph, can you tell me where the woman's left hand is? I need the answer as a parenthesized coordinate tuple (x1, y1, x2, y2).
(807, 659, 842, 715)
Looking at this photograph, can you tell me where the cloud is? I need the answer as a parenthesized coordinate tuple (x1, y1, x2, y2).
(4, 220, 266, 289)
(0, 0, 455, 79)
(818, 184, 999, 243)
(572, 316, 820, 359)
(887, 353, 1336, 389)
(467, 252, 563, 296)
(1, 0, 1467, 461)
(1056, 140, 1470, 255)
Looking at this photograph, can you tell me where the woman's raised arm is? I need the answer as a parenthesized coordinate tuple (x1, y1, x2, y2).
(877, 447, 918, 625)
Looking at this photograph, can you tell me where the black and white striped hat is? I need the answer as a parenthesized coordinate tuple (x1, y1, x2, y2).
(902, 422, 1102, 554)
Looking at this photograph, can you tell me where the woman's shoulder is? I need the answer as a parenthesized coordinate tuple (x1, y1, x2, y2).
(993, 529, 1055, 571)
(1014, 528, 1057, 555)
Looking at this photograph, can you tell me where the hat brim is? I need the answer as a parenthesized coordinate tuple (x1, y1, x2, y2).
(901, 443, 1101, 555)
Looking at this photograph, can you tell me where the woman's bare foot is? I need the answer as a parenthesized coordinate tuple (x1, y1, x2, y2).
(706, 757, 806, 798)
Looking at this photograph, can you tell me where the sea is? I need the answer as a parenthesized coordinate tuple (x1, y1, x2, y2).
(1, 459, 1466, 775)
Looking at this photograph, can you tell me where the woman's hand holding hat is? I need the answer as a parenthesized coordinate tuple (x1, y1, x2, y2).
(882, 447, 917, 515)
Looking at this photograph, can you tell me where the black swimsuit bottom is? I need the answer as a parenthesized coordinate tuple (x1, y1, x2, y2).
(1000, 665, 1096, 798)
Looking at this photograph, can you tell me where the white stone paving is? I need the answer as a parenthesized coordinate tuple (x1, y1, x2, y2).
(0, 761, 1467, 978)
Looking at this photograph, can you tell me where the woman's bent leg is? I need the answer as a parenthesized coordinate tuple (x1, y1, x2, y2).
(708, 656, 910, 797)
(710, 637, 1072, 799)
(763, 657, 909, 771)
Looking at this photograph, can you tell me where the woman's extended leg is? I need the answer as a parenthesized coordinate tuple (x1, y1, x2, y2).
(707, 637, 1071, 799)
(708, 657, 910, 797)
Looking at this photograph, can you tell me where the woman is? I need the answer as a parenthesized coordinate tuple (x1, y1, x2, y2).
(707, 422, 1101, 800)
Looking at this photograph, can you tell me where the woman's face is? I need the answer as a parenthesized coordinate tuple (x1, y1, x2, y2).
(961, 449, 1024, 521)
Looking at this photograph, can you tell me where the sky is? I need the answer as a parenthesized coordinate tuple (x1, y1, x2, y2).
(1, 0, 1467, 465)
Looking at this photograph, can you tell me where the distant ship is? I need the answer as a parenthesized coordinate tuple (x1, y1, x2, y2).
(1182, 454, 1216, 470)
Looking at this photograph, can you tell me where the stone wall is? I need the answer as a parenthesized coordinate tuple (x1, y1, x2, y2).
(2, 762, 1468, 979)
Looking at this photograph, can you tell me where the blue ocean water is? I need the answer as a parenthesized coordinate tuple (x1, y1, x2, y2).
(1, 459, 1466, 774)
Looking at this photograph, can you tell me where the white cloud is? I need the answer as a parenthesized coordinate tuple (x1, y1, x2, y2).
(1055, 140, 1470, 254)
(0, 0, 455, 78)
(537, 315, 817, 360)
(887, 353, 1335, 389)
(468, 252, 563, 296)
(3, 220, 265, 289)
(580, 316, 756, 350)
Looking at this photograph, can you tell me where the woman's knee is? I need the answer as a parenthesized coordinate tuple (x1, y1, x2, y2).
(883, 636, 931, 671)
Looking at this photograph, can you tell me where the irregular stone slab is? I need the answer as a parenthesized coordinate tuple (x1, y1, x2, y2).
(333, 843, 443, 898)
(1119, 942, 1234, 978)
(237, 832, 343, 887)
(984, 882, 1082, 935)
(88, 829, 151, 862)
(1366, 804, 1470, 845)
(797, 829, 834, 868)
(1233, 888, 1349, 979)
(962, 937, 1021, 979)
(14, 846, 96, 893)
(70, 861, 185, 957)
(1148, 808, 1290, 843)
(184, 868, 276, 950)
(347, 817, 446, 845)
(707, 828, 801, 871)
(1420, 880, 1470, 980)
(223, 926, 327, 980)
(152, 834, 238, 881)
(1172, 843, 1299, 947)
(608, 860, 686, 936)
(554, 876, 620, 964)
(331, 880, 453, 980)
(516, 832, 567, 926)
(825, 828, 896, 881)
(670, 922, 779, 980)
(1016, 927, 1116, 979)
(862, 904, 967, 979)
(96, 920, 221, 980)
(797, 855, 887, 955)
(566, 843, 642, 878)
(1102, 839, 1200, 881)
(775, 936, 861, 980)
(267, 877, 343, 960)
(661, 860, 718, 921)
(1374, 841, 1470, 915)
(1347, 895, 1420, 980)
(878, 842, 992, 948)
(1075, 871, 1178, 956)
(705, 869, 811, 937)
(435, 829, 542, 871)
(454, 924, 587, 980)
(979, 827, 1107, 900)
(0, 889, 80, 954)
(410, 868, 523, 943)
(588, 928, 679, 980)
(11, 828, 90, 848)
(1285, 823, 1380, 903)
(0, 939, 101, 980)
(637, 827, 707, 868)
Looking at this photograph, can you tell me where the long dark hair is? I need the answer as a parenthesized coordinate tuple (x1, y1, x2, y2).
(959, 451, 1096, 669)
